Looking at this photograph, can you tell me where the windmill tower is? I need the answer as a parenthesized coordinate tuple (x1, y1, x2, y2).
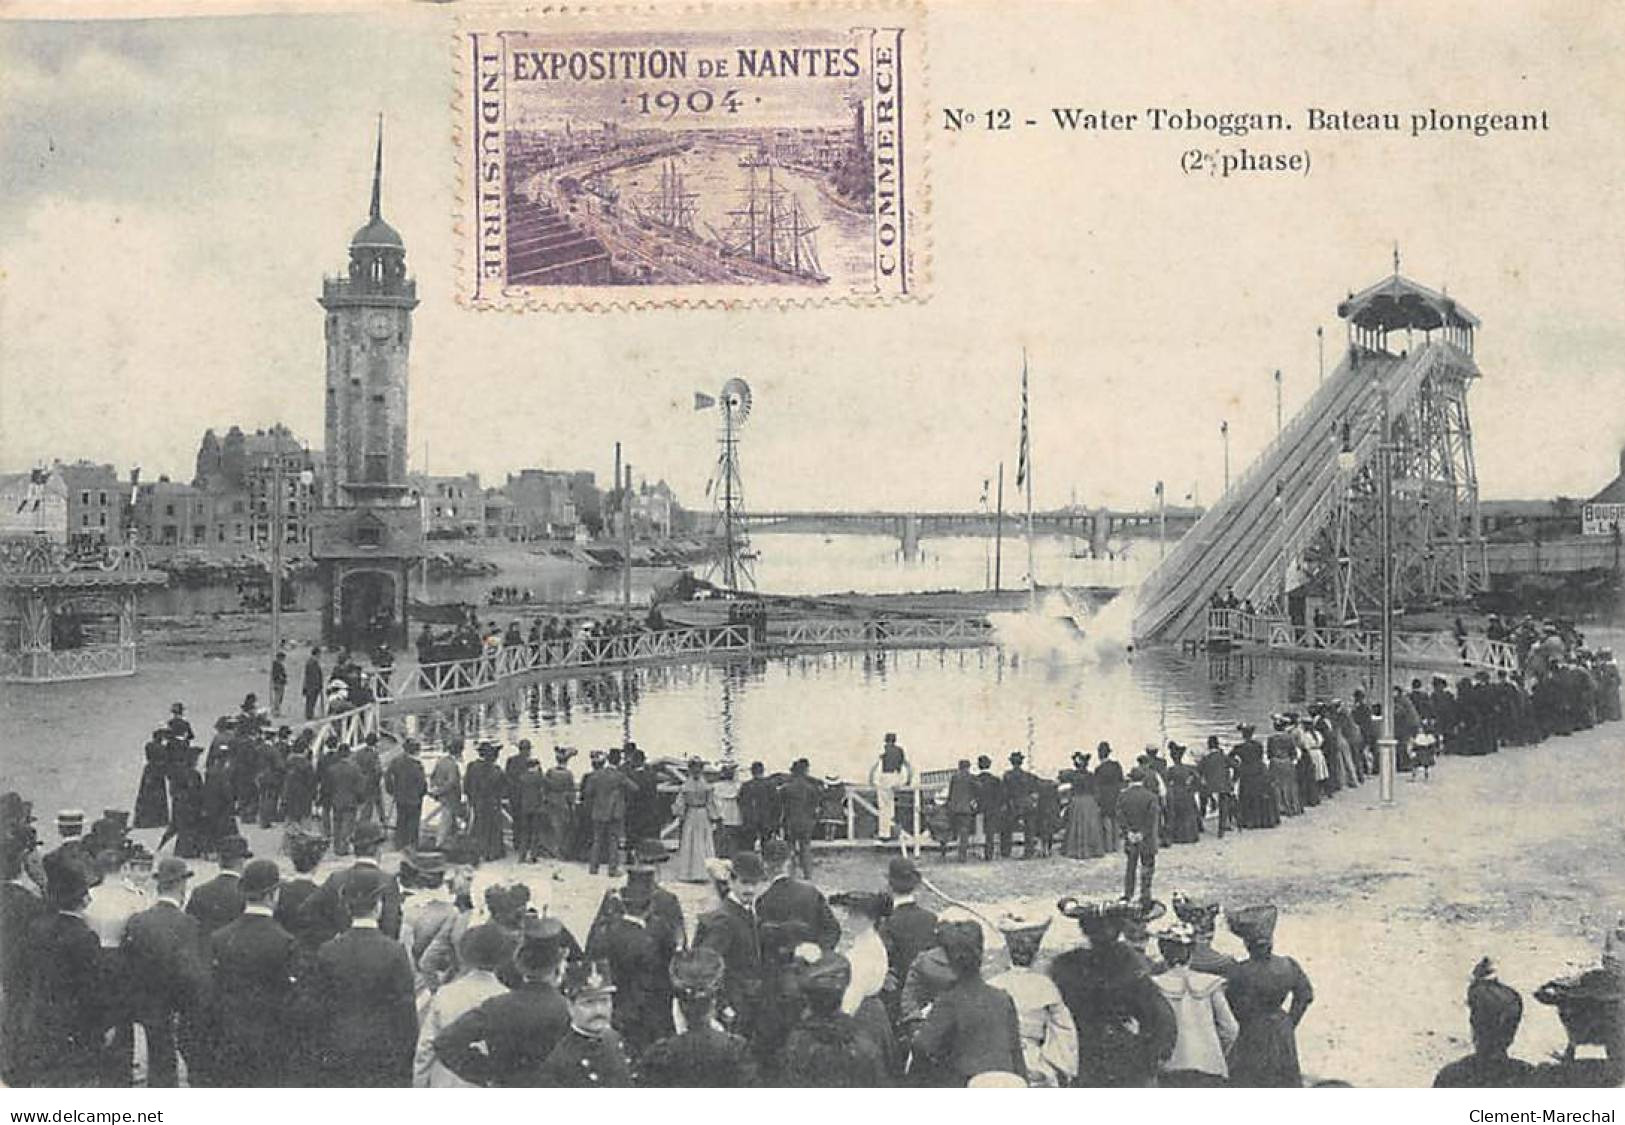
(696, 378, 755, 592)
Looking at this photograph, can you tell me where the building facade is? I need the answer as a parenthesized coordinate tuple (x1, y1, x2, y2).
(407, 472, 484, 539)
(308, 126, 425, 649)
(194, 425, 318, 547)
(57, 461, 124, 549)
(503, 469, 578, 540)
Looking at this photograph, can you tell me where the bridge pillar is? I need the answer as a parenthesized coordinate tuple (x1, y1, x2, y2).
(900, 513, 921, 561)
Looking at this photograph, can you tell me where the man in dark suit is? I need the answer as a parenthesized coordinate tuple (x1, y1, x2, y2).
(737, 761, 780, 853)
(593, 874, 675, 1055)
(434, 918, 573, 1086)
(186, 833, 249, 934)
(384, 740, 428, 851)
(319, 745, 365, 856)
(581, 751, 638, 876)
(1003, 752, 1037, 858)
(974, 756, 1006, 859)
(302, 646, 324, 720)
(945, 759, 978, 862)
(299, 820, 402, 945)
(777, 760, 821, 879)
(694, 854, 768, 1042)
(1, 833, 44, 1086)
(878, 856, 938, 1016)
(24, 852, 110, 1086)
(756, 839, 840, 950)
(312, 867, 416, 1086)
(352, 734, 384, 826)
(122, 857, 211, 1087)
(1094, 742, 1125, 851)
(208, 859, 299, 1086)
(1116, 768, 1162, 905)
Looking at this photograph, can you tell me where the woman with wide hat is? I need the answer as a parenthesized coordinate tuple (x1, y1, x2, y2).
(989, 912, 1077, 1086)
(1223, 903, 1315, 1087)
(1048, 896, 1176, 1086)
(637, 948, 757, 1087)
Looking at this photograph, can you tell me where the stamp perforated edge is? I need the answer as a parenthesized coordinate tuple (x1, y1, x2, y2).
(450, 0, 931, 313)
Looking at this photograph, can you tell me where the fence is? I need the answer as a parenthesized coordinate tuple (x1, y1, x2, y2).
(377, 618, 995, 710)
(1206, 608, 1519, 672)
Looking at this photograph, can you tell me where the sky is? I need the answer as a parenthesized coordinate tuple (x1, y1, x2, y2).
(2, 1, 1623, 512)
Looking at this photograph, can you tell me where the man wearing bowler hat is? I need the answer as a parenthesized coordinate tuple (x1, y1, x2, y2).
(434, 916, 573, 1086)
(186, 833, 250, 935)
(121, 856, 211, 1087)
(1116, 768, 1162, 907)
(25, 850, 109, 1085)
(757, 838, 840, 951)
(878, 856, 937, 1016)
(301, 819, 402, 945)
(209, 858, 299, 1086)
(313, 866, 416, 1086)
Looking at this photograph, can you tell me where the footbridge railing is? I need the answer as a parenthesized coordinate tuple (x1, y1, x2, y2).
(371, 617, 996, 710)
(1204, 608, 1519, 673)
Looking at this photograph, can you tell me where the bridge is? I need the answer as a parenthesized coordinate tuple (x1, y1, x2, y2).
(1135, 272, 1488, 645)
(751, 506, 1203, 557)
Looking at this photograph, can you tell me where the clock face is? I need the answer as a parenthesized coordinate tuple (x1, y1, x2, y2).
(366, 311, 393, 340)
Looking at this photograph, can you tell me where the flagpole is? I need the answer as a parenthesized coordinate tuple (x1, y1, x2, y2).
(1021, 349, 1035, 609)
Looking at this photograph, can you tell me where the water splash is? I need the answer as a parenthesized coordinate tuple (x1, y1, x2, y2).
(988, 589, 1136, 664)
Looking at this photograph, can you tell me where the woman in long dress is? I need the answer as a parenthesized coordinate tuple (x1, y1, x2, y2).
(133, 729, 172, 829)
(1232, 726, 1278, 829)
(1059, 753, 1106, 859)
(1164, 745, 1202, 844)
(671, 758, 716, 882)
(1151, 920, 1238, 1086)
(1224, 904, 1315, 1087)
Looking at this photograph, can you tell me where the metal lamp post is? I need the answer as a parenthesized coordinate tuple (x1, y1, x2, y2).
(1376, 386, 1397, 805)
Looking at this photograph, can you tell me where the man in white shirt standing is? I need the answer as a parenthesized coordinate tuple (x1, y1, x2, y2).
(868, 733, 913, 841)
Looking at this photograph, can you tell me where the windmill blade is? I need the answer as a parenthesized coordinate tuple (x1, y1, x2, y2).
(694, 392, 716, 411)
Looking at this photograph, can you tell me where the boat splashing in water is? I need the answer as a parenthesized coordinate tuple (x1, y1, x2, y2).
(988, 589, 1135, 664)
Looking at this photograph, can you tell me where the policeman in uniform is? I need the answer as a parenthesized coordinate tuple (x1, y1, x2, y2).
(537, 960, 633, 1087)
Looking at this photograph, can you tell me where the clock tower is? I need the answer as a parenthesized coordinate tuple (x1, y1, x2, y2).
(310, 121, 425, 651)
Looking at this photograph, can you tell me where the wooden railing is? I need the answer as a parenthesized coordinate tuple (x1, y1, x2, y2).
(0, 644, 137, 682)
(377, 618, 996, 710)
(392, 624, 754, 702)
(1207, 609, 1519, 673)
(295, 699, 382, 747)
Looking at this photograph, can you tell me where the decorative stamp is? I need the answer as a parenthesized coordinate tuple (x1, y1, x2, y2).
(457, 5, 925, 309)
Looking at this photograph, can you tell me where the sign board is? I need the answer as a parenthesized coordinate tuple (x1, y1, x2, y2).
(1582, 502, 1625, 536)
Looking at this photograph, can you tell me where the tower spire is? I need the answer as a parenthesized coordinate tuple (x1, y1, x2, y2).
(370, 113, 383, 221)
(1392, 240, 1401, 278)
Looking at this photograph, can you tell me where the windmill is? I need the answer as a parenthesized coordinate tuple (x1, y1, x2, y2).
(695, 378, 756, 592)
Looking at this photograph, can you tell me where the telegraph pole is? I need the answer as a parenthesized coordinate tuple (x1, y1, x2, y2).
(269, 424, 284, 709)
(622, 463, 634, 617)
(1221, 420, 1231, 493)
(993, 462, 1005, 593)
(1274, 369, 1284, 437)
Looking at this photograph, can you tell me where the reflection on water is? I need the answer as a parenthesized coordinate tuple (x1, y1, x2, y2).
(144, 531, 1158, 617)
(399, 644, 1386, 778)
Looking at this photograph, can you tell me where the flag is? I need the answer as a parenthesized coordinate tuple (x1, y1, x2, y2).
(1014, 351, 1029, 489)
(1154, 480, 1164, 499)
(694, 391, 716, 411)
(129, 467, 141, 507)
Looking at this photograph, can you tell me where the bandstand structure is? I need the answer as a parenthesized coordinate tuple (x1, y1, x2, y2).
(0, 536, 168, 683)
